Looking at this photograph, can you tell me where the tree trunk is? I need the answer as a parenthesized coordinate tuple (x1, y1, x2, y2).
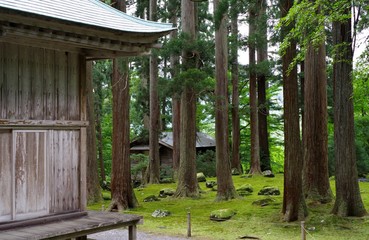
(146, 0, 161, 184)
(169, 0, 180, 176)
(214, 0, 237, 201)
(86, 61, 102, 204)
(174, 0, 199, 198)
(109, 0, 138, 211)
(280, 0, 307, 222)
(257, 0, 271, 172)
(303, 43, 333, 203)
(248, 4, 261, 175)
(94, 63, 106, 183)
(230, 1, 242, 174)
(331, 9, 366, 217)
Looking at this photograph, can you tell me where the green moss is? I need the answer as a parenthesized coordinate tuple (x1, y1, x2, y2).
(87, 175, 369, 239)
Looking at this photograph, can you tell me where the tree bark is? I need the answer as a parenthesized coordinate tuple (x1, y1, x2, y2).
(109, 0, 138, 211)
(257, 0, 271, 172)
(331, 8, 366, 217)
(214, 0, 237, 201)
(169, 0, 180, 177)
(303, 43, 333, 203)
(86, 61, 102, 204)
(230, 1, 242, 174)
(93, 63, 106, 183)
(146, 0, 160, 184)
(280, 0, 307, 222)
(248, 3, 261, 175)
(174, 0, 199, 198)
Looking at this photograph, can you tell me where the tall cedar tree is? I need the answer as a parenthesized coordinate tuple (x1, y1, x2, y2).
(109, 0, 138, 211)
(174, 0, 199, 198)
(257, 0, 271, 171)
(93, 65, 106, 183)
(86, 61, 102, 203)
(280, 0, 307, 221)
(303, 42, 333, 203)
(169, 0, 180, 177)
(214, 0, 237, 200)
(248, 1, 262, 174)
(331, 3, 366, 217)
(147, 0, 161, 184)
(230, 0, 242, 174)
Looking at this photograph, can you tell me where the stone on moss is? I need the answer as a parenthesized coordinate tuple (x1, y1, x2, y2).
(258, 186, 280, 196)
(210, 209, 236, 221)
(152, 209, 171, 218)
(231, 168, 241, 175)
(252, 198, 275, 206)
(143, 195, 160, 202)
(159, 188, 175, 198)
(206, 181, 217, 188)
(236, 184, 254, 196)
(197, 172, 207, 182)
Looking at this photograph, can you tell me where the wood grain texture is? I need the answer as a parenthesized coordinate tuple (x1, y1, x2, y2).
(0, 211, 142, 240)
(0, 130, 12, 221)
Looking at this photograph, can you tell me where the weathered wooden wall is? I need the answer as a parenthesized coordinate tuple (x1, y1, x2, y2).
(0, 42, 80, 120)
(0, 42, 85, 222)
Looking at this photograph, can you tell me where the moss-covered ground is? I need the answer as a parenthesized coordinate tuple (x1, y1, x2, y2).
(88, 174, 369, 239)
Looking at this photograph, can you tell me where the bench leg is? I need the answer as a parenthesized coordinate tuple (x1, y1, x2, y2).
(128, 225, 137, 240)
(75, 237, 87, 240)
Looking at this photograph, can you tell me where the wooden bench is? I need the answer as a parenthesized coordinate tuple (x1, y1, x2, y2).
(0, 211, 142, 240)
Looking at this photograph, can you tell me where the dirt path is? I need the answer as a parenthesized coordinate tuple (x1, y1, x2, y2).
(89, 229, 189, 240)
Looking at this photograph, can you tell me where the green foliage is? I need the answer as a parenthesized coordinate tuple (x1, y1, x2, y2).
(214, 0, 229, 30)
(196, 150, 216, 177)
(130, 154, 149, 176)
(353, 57, 369, 115)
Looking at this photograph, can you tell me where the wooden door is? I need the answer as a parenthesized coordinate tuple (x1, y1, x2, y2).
(13, 130, 49, 220)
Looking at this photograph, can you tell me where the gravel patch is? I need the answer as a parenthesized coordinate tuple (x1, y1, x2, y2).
(89, 229, 188, 240)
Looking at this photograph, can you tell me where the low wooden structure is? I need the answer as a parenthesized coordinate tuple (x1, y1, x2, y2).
(0, 211, 142, 240)
(130, 132, 216, 167)
(0, 0, 172, 238)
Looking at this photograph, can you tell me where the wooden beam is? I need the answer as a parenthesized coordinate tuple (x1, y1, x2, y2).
(0, 119, 89, 128)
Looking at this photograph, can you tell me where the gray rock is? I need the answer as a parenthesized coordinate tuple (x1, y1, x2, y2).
(197, 172, 206, 182)
(143, 195, 160, 202)
(252, 198, 275, 206)
(206, 181, 217, 188)
(262, 170, 275, 178)
(152, 209, 171, 218)
(159, 188, 175, 198)
(258, 186, 280, 196)
(231, 168, 241, 175)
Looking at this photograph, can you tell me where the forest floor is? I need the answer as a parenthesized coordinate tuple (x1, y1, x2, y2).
(88, 174, 369, 240)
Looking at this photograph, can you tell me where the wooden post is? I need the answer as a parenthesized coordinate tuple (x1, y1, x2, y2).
(187, 212, 191, 237)
(128, 225, 137, 240)
(301, 221, 306, 240)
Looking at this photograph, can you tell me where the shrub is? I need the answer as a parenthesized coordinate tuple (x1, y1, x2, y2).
(196, 150, 216, 177)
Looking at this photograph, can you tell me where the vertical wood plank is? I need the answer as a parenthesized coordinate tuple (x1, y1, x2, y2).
(44, 50, 55, 120)
(18, 45, 32, 119)
(0, 42, 4, 119)
(79, 55, 88, 211)
(32, 47, 44, 119)
(55, 51, 68, 120)
(80, 128, 87, 211)
(4, 43, 18, 119)
(68, 53, 80, 120)
(80, 56, 87, 122)
(0, 130, 12, 221)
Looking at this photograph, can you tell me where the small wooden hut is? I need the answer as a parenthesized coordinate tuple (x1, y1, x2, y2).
(0, 0, 172, 225)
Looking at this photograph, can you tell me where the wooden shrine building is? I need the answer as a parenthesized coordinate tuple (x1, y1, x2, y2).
(0, 0, 173, 238)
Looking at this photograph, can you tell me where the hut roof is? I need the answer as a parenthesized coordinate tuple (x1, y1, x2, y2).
(0, 0, 173, 34)
(0, 0, 174, 58)
(160, 132, 216, 149)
